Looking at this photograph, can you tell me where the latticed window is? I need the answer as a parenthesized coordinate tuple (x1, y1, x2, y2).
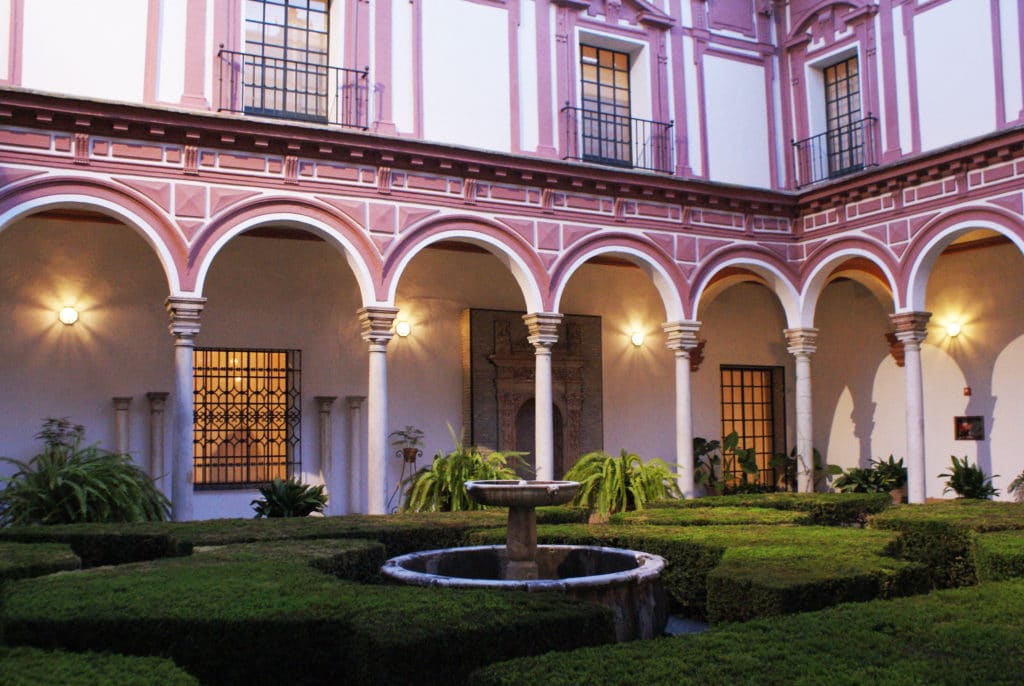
(720, 366, 787, 488)
(244, 0, 329, 121)
(824, 56, 862, 177)
(579, 45, 632, 167)
(193, 348, 301, 487)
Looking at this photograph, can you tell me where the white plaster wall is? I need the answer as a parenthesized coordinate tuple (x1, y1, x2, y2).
(999, 0, 1023, 124)
(695, 282, 794, 449)
(703, 55, 771, 188)
(683, 36, 703, 175)
(892, 6, 913, 156)
(421, 0, 512, 152)
(391, 0, 415, 133)
(21, 0, 149, 103)
(517, 0, 540, 152)
(0, 217, 172, 483)
(156, 0, 187, 104)
(0, 0, 11, 81)
(914, 0, 997, 151)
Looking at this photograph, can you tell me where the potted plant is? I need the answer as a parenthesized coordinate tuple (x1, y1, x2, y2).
(939, 455, 999, 500)
(565, 449, 679, 520)
(872, 455, 908, 503)
(389, 425, 425, 463)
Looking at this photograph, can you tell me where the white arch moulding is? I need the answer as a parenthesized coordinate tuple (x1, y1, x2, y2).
(691, 257, 801, 328)
(798, 247, 899, 328)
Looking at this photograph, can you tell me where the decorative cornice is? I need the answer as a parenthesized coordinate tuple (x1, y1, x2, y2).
(784, 327, 819, 356)
(890, 312, 931, 346)
(166, 296, 205, 340)
(662, 320, 702, 351)
(359, 306, 399, 346)
(523, 312, 563, 349)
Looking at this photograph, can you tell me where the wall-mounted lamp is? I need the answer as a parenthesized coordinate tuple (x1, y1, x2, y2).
(630, 331, 644, 347)
(395, 320, 412, 338)
(946, 322, 962, 338)
(58, 306, 79, 326)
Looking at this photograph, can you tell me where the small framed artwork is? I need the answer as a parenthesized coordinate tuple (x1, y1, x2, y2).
(954, 416, 984, 441)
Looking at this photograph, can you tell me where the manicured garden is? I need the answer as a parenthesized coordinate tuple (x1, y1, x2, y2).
(2, 494, 1024, 685)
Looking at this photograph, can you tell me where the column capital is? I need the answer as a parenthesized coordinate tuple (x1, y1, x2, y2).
(146, 392, 169, 410)
(784, 327, 819, 356)
(662, 320, 702, 351)
(359, 306, 399, 346)
(523, 312, 563, 349)
(346, 395, 367, 410)
(890, 311, 931, 345)
(315, 396, 337, 412)
(166, 296, 206, 340)
(113, 396, 133, 411)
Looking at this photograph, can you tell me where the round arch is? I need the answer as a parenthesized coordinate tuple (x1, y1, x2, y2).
(903, 207, 1024, 312)
(799, 238, 899, 326)
(190, 197, 381, 305)
(549, 233, 686, 321)
(0, 176, 184, 293)
(382, 215, 547, 313)
(690, 247, 801, 326)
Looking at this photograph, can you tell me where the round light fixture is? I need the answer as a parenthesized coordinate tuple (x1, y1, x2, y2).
(395, 320, 412, 337)
(946, 322, 962, 338)
(58, 306, 79, 326)
(630, 331, 644, 347)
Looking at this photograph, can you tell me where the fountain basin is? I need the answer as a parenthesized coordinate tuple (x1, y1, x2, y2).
(381, 544, 668, 641)
(465, 480, 580, 507)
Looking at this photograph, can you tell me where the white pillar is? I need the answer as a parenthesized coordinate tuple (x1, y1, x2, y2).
(523, 312, 562, 481)
(112, 396, 132, 456)
(785, 328, 818, 492)
(146, 391, 169, 495)
(315, 396, 337, 514)
(359, 306, 397, 514)
(663, 321, 702, 498)
(346, 395, 366, 514)
(166, 297, 205, 522)
(891, 312, 931, 504)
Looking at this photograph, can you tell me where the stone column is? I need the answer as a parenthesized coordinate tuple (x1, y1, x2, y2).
(891, 312, 931, 504)
(315, 396, 337, 514)
(523, 312, 562, 481)
(359, 306, 398, 514)
(166, 296, 205, 522)
(785, 328, 818, 492)
(146, 392, 169, 495)
(346, 395, 366, 514)
(663, 321, 702, 499)
(113, 396, 132, 456)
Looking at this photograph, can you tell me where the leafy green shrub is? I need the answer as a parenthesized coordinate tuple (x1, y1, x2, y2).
(402, 431, 521, 512)
(251, 478, 327, 518)
(565, 450, 679, 517)
(976, 531, 1024, 582)
(879, 521, 978, 589)
(0, 646, 200, 686)
(939, 455, 999, 499)
(1009, 469, 1024, 503)
(0, 418, 170, 525)
(692, 436, 723, 494)
(869, 499, 1024, 532)
(467, 579, 1024, 686)
(0, 541, 80, 580)
(833, 466, 888, 493)
(649, 492, 892, 526)
(873, 455, 907, 489)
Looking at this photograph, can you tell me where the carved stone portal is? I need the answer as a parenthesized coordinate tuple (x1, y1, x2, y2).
(462, 309, 603, 478)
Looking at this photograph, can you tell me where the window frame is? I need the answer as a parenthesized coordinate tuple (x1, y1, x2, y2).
(719, 365, 788, 490)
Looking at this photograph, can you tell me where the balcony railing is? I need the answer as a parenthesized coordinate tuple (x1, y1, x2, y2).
(792, 115, 878, 187)
(217, 49, 369, 130)
(562, 105, 674, 174)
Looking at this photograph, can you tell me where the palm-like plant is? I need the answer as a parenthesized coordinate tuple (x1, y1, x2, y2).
(402, 428, 520, 512)
(251, 478, 327, 518)
(1009, 470, 1024, 503)
(0, 418, 170, 526)
(939, 455, 999, 500)
(565, 450, 679, 518)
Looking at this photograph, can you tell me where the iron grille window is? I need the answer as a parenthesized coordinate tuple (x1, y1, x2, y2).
(720, 366, 787, 490)
(244, 0, 329, 122)
(580, 45, 632, 167)
(193, 348, 301, 488)
(824, 56, 862, 177)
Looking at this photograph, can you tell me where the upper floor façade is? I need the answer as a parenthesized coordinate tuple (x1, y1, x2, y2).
(2, 0, 1022, 192)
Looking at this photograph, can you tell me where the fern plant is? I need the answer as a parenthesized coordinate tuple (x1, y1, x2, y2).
(0, 418, 170, 526)
(402, 428, 520, 512)
(939, 455, 999, 500)
(565, 449, 679, 518)
(251, 478, 327, 518)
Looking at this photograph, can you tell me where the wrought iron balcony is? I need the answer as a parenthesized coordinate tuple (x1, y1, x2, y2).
(792, 115, 878, 188)
(217, 49, 369, 130)
(562, 105, 674, 174)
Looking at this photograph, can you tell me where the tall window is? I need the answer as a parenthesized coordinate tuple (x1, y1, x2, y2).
(244, 0, 329, 121)
(580, 45, 632, 167)
(720, 366, 787, 489)
(824, 56, 862, 177)
(193, 348, 301, 488)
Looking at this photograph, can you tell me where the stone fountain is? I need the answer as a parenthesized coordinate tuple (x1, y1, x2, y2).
(380, 480, 668, 641)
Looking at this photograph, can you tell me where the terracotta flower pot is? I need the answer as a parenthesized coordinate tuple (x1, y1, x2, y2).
(889, 486, 906, 505)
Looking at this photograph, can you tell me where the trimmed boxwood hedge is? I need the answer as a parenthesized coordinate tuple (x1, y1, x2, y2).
(1, 539, 614, 686)
(616, 506, 808, 527)
(649, 492, 893, 526)
(0, 645, 199, 686)
(977, 530, 1024, 581)
(0, 542, 80, 581)
(467, 579, 1024, 686)
(869, 499, 1024, 532)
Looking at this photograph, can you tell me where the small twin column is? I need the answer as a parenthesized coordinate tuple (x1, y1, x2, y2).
(785, 328, 819, 493)
(891, 312, 931, 504)
(166, 296, 205, 522)
(359, 306, 398, 514)
(663, 320, 702, 499)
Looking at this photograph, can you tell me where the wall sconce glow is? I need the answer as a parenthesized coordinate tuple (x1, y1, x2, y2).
(395, 320, 412, 337)
(946, 322, 962, 338)
(58, 306, 79, 326)
(630, 331, 644, 347)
